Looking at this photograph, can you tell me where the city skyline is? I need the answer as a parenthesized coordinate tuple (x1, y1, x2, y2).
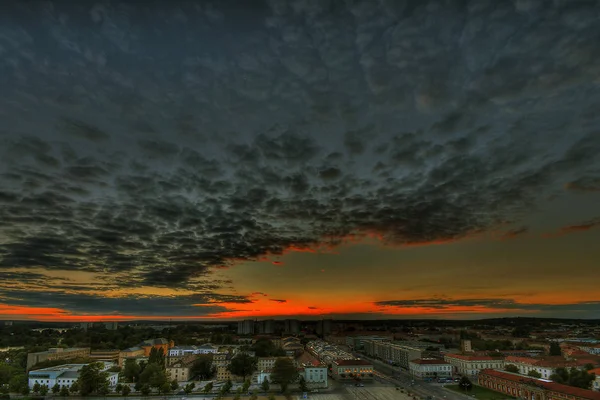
(1, 1, 600, 322)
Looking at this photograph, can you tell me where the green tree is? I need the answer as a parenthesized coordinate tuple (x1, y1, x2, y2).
(33, 383, 41, 394)
(140, 384, 151, 396)
(123, 359, 141, 382)
(170, 379, 179, 391)
(9, 374, 28, 394)
(40, 384, 49, 396)
(250, 392, 258, 400)
(59, 386, 70, 397)
(221, 379, 232, 394)
(184, 383, 195, 394)
(505, 364, 519, 373)
(242, 379, 251, 393)
(528, 370, 542, 378)
(69, 382, 79, 394)
(549, 342, 562, 356)
(134, 381, 143, 392)
(20, 385, 30, 396)
(511, 326, 531, 338)
(228, 353, 256, 381)
(116, 383, 123, 392)
(52, 383, 61, 394)
(271, 358, 298, 393)
(191, 355, 216, 380)
(202, 382, 213, 394)
(268, 394, 276, 400)
(148, 348, 165, 367)
(261, 377, 270, 392)
(299, 375, 308, 392)
(98, 382, 110, 396)
(139, 363, 167, 389)
(459, 376, 473, 392)
(121, 385, 131, 396)
(159, 382, 171, 395)
(584, 364, 594, 371)
(77, 362, 109, 395)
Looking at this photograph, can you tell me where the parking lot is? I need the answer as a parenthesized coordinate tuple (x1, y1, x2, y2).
(308, 386, 413, 400)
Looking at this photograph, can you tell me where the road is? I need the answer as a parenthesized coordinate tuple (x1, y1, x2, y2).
(354, 353, 472, 400)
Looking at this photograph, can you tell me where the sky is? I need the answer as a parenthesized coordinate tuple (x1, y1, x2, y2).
(1, 0, 600, 322)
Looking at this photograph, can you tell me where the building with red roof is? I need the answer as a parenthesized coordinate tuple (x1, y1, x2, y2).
(331, 359, 374, 381)
(479, 369, 600, 400)
(444, 353, 505, 376)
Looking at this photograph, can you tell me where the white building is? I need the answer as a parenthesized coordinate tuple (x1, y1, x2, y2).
(302, 365, 328, 386)
(409, 359, 452, 379)
(444, 354, 504, 377)
(28, 363, 118, 389)
(168, 344, 218, 357)
(505, 356, 585, 380)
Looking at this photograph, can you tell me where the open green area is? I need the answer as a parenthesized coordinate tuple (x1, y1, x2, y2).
(445, 384, 515, 400)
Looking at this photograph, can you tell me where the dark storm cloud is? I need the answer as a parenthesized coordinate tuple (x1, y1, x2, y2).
(565, 176, 600, 192)
(1, 0, 600, 302)
(270, 299, 287, 303)
(375, 298, 600, 316)
(0, 289, 251, 316)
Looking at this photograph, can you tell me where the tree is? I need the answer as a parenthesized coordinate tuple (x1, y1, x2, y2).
(228, 353, 257, 381)
(299, 375, 308, 392)
(271, 358, 298, 393)
(191, 355, 216, 380)
(77, 362, 109, 396)
(551, 367, 595, 389)
(69, 382, 79, 394)
(584, 364, 594, 371)
(59, 386, 70, 397)
(134, 381, 143, 392)
(549, 342, 562, 356)
(459, 376, 473, 393)
(140, 384, 151, 396)
(184, 383, 195, 394)
(261, 377, 270, 392)
(528, 370, 542, 378)
(511, 326, 531, 338)
(139, 363, 167, 389)
(505, 364, 519, 373)
(116, 383, 123, 392)
(170, 379, 179, 391)
(202, 382, 213, 394)
(40, 384, 49, 396)
(33, 383, 41, 394)
(148, 348, 165, 367)
(242, 379, 251, 393)
(123, 359, 142, 382)
(159, 382, 171, 395)
(250, 392, 258, 400)
(268, 394, 276, 400)
(9, 374, 28, 394)
(221, 379, 232, 394)
(20, 385, 30, 396)
(98, 382, 110, 396)
(121, 385, 131, 396)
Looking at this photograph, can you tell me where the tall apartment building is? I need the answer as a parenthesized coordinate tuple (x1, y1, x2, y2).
(284, 319, 300, 334)
(461, 339, 473, 353)
(362, 340, 422, 369)
(316, 319, 333, 336)
(238, 320, 255, 335)
(27, 348, 91, 370)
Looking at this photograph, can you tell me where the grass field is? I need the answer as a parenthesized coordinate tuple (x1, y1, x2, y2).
(445, 385, 515, 400)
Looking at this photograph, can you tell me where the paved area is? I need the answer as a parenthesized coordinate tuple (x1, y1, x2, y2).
(308, 386, 412, 400)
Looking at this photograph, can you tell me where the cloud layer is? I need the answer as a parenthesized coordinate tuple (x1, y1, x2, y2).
(1, 0, 600, 317)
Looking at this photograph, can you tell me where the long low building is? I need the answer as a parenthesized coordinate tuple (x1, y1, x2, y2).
(444, 353, 504, 377)
(29, 363, 118, 390)
(479, 369, 600, 400)
(27, 348, 90, 370)
(505, 356, 582, 380)
(409, 359, 452, 379)
(331, 359, 374, 381)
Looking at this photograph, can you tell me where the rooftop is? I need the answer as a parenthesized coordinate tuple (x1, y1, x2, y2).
(410, 358, 449, 365)
(334, 359, 372, 366)
(480, 369, 600, 400)
(445, 353, 503, 361)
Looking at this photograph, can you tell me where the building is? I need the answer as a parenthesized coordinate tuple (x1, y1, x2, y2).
(505, 356, 582, 380)
(331, 359, 374, 381)
(118, 347, 146, 366)
(409, 359, 452, 379)
(461, 340, 473, 353)
(28, 363, 118, 390)
(27, 348, 91, 370)
(301, 364, 328, 386)
(444, 353, 504, 376)
(479, 369, 600, 400)
(104, 322, 118, 330)
(139, 338, 174, 356)
(166, 358, 195, 382)
(316, 320, 333, 336)
(284, 319, 300, 334)
(238, 320, 255, 335)
(346, 335, 392, 350)
(362, 340, 422, 369)
(89, 350, 120, 363)
(168, 344, 218, 357)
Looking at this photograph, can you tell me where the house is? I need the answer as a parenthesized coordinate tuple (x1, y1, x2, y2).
(589, 368, 600, 392)
(300, 363, 327, 386)
(166, 358, 195, 382)
(139, 338, 174, 356)
(479, 369, 600, 400)
(409, 359, 452, 379)
(505, 356, 582, 380)
(118, 347, 145, 366)
(26, 348, 91, 370)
